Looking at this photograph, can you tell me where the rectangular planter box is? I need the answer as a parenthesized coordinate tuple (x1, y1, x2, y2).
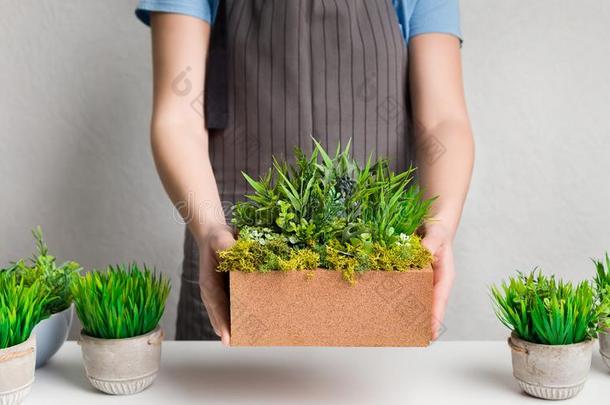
(230, 267, 433, 347)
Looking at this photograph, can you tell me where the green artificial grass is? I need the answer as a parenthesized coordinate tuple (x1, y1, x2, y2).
(491, 270, 607, 345)
(0, 272, 51, 349)
(220, 138, 435, 283)
(71, 263, 170, 339)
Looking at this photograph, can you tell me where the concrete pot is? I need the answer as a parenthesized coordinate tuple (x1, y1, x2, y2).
(598, 327, 610, 369)
(32, 305, 73, 368)
(0, 335, 36, 405)
(508, 333, 594, 400)
(79, 327, 164, 395)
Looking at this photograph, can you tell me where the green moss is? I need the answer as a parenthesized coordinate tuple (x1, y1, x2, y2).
(218, 232, 433, 284)
(278, 249, 320, 271)
(325, 240, 361, 285)
(265, 238, 291, 258)
(217, 239, 265, 273)
(368, 234, 433, 271)
(402, 234, 434, 269)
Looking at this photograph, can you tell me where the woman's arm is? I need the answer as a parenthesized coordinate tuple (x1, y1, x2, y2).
(409, 34, 475, 339)
(150, 13, 233, 345)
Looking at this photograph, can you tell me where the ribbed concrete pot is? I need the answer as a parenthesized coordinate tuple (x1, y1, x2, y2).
(598, 328, 610, 369)
(32, 305, 73, 368)
(0, 335, 36, 405)
(508, 333, 594, 400)
(79, 327, 164, 395)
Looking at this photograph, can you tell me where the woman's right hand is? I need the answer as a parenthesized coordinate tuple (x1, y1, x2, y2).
(197, 225, 236, 346)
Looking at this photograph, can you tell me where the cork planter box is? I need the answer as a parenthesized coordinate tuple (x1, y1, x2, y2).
(221, 139, 437, 347)
(230, 267, 433, 347)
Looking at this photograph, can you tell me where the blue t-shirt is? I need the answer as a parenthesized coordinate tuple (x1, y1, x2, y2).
(135, 0, 461, 43)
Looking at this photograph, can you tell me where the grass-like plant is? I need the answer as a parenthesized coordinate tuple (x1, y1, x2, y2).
(222, 139, 434, 283)
(491, 270, 607, 345)
(0, 272, 51, 349)
(71, 263, 171, 339)
(5, 227, 81, 316)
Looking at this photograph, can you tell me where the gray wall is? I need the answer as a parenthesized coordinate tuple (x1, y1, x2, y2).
(1, 1, 609, 340)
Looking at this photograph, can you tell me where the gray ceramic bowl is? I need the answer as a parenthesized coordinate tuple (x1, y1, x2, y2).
(32, 305, 73, 368)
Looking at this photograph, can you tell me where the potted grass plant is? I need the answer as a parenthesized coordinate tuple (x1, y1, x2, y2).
(0, 272, 51, 405)
(593, 252, 610, 368)
(4, 227, 81, 368)
(491, 270, 607, 400)
(218, 140, 435, 346)
(71, 263, 170, 395)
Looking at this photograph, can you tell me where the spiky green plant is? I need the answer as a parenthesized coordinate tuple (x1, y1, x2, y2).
(0, 272, 52, 349)
(71, 264, 171, 339)
(4, 227, 81, 315)
(491, 270, 606, 345)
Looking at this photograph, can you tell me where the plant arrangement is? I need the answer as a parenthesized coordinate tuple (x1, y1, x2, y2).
(222, 140, 436, 347)
(491, 269, 608, 400)
(0, 272, 51, 405)
(218, 139, 434, 284)
(72, 263, 170, 395)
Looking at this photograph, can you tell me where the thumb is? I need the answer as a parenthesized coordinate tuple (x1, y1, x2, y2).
(216, 232, 236, 251)
(211, 227, 237, 253)
(422, 232, 443, 256)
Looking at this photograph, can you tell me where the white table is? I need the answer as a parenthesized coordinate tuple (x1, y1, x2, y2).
(28, 341, 610, 404)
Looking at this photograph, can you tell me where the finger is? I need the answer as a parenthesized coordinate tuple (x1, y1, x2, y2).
(202, 277, 231, 345)
(219, 321, 231, 347)
(200, 250, 231, 339)
(431, 248, 455, 340)
(200, 285, 221, 336)
(432, 286, 450, 340)
(200, 281, 230, 337)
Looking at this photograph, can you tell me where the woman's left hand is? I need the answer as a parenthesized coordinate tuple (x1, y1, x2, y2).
(422, 222, 456, 340)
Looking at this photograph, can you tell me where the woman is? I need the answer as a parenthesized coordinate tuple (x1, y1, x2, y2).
(136, 0, 474, 345)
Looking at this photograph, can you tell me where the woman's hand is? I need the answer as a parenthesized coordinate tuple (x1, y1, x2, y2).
(197, 225, 235, 346)
(150, 14, 236, 343)
(422, 222, 456, 340)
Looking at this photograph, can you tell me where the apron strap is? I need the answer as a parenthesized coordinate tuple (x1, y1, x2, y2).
(205, 0, 228, 129)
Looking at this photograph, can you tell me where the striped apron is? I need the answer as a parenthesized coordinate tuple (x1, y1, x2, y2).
(176, 0, 412, 340)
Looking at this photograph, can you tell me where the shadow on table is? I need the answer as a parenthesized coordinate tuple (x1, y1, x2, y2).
(591, 351, 609, 375)
(162, 360, 359, 402)
(460, 364, 526, 397)
(38, 356, 96, 393)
